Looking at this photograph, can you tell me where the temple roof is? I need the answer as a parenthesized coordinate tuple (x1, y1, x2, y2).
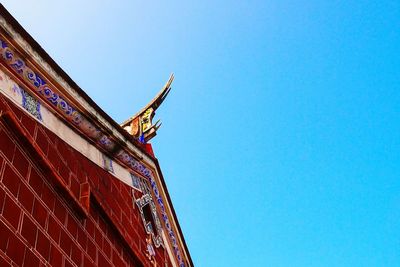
(0, 4, 193, 266)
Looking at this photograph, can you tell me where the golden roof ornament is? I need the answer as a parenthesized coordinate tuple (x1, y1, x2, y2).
(121, 74, 174, 143)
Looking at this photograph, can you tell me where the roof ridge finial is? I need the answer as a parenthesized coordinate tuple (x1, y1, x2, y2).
(121, 74, 174, 143)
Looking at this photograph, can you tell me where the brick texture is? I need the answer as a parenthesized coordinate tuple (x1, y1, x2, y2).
(0, 94, 172, 266)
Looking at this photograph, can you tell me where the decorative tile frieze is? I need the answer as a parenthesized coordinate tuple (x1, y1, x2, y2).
(0, 38, 118, 153)
(21, 88, 42, 121)
(0, 15, 133, 149)
(148, 173, 185, 267)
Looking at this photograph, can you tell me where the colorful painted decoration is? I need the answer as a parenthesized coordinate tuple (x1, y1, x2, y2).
(121, 74, 174, 143)
(136, 193, 164, 248)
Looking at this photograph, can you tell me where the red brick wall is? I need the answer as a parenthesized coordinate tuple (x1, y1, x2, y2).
(0, 95, 170, 266)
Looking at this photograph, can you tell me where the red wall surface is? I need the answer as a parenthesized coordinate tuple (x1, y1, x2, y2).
(0, 95, 170, 266)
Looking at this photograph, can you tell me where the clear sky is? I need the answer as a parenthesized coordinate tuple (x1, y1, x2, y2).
(3, 1, 400, 266)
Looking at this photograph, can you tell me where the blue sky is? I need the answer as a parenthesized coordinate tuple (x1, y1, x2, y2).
(3, 1, 400, 266)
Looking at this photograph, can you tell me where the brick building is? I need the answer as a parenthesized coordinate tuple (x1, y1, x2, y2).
(0, 5, 193, 267)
